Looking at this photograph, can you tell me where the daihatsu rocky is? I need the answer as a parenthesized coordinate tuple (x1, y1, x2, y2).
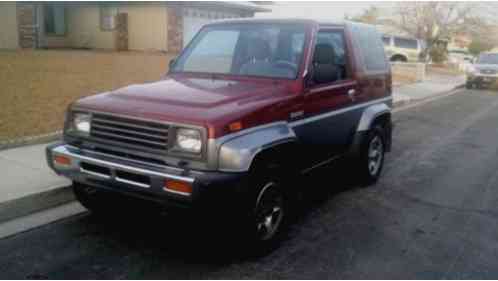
(47, 19, 393, 247)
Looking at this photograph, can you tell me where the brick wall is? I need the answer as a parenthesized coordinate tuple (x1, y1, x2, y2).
(167, 7, 183, 53)
(17, 3, 37, 48)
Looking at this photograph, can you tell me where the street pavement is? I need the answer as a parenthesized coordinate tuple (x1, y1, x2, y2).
(2, 89, 498, 278)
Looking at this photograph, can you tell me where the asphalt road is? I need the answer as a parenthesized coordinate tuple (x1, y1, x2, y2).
(2, 89, 498, 279)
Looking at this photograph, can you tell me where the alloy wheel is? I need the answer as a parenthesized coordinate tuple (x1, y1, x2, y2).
(368, 135, 384, 176)
(254, 182, 285, 241)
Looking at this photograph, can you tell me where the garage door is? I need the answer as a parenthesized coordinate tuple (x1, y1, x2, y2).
(182, 8, 240, 47)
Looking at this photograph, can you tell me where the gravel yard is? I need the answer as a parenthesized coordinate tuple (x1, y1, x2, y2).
(0, 50, 173, 142)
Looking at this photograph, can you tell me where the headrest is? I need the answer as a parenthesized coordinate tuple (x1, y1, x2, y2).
(248, 38, 271, 61)
(313, 43, 335, 64)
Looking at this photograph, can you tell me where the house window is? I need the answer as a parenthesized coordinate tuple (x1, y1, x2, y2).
(394, 37, 418, 50)
(44, 4, 65, 35)
(100, 6, 118, 31)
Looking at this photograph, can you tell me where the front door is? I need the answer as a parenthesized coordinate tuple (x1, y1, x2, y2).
(291, 28, 358, 164)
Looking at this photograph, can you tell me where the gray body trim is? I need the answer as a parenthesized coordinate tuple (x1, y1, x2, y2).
(356, 102, 391, 132)
(217, 122, 297, 172)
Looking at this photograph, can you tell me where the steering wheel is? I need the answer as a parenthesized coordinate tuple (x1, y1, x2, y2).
(273, 60, 298, 73)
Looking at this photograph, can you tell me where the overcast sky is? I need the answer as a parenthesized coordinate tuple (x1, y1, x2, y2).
(255, 2, 498, 23)
(256, 2, 396, 20)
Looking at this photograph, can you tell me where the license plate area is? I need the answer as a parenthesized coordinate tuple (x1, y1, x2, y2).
(80, 162, 111, 179)
(115, 170, 151, 188)
(80, 161, 151, 188)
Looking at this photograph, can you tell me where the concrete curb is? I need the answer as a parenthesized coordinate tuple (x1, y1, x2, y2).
(0, 184, 74, 225)
(0, 131, 62, 151)
(393, 83, 465, 109)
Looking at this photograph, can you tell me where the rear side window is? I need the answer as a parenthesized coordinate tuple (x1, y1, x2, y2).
(351, 24, 388, 72)
(394, 37, 418, 49)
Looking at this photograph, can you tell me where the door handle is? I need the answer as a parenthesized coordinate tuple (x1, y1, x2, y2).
(347, 89, 356, 101)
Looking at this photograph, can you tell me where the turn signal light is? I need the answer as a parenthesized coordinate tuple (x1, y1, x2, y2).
(54, 155, 71, 166)
(164, 179, 192, 195)
(228, 121, 243, 132)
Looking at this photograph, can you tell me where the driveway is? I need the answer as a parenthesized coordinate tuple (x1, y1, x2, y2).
(1, 89, 498, 279)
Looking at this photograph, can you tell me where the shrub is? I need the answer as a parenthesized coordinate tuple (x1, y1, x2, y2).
(429, 45, 448, 64)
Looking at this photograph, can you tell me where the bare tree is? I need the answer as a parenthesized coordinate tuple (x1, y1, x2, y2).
(351, 6, 380, 24)
(393, 2, 482, 60)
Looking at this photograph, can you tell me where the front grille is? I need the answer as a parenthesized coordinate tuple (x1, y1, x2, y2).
(90, 113, 170, 152)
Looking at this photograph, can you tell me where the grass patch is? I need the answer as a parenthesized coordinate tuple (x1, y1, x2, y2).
(0, 49, 174, 142)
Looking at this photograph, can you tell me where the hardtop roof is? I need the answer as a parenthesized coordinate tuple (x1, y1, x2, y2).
(204, 17, 349, 27)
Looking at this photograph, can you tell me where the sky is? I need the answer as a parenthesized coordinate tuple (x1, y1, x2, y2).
(255, 1, 396, 21)
(255, 1, 498, 23)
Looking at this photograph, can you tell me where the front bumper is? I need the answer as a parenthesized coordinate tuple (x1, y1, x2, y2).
(46, 143, 247, 210)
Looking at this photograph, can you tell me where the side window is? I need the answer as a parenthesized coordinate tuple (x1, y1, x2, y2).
(394, 37, 418, 49)
(312, 29, 348, 85)
(351, 24, 388, 72)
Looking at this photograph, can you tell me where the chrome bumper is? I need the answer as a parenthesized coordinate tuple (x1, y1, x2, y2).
(46, 144, 196, 197)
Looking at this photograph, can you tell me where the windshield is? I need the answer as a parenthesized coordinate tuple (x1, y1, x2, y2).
(478, 53, 498, 64)
(172, 23, 307, 79)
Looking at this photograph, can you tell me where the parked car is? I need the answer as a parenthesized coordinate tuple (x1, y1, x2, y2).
(382, 34, 424, 62)
(448, 49, 473, 64)
(448, 49, 474, 72)
(46, 19, 393, 249)
(466, 52, 498, 89)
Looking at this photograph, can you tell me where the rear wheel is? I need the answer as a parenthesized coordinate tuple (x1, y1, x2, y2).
(359, 125, 386, 185)
(391, 55, 407, 62)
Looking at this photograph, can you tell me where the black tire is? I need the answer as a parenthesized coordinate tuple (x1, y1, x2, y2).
(359, 125, 386, 186)
(390, 55, 407, 63)
(241, 166, 289, 255)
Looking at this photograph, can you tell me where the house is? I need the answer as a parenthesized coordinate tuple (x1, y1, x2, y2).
(0, 1, 269, 52)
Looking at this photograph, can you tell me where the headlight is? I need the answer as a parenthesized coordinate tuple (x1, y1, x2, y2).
(71, 112, 91, 136)
(175, 128, 202, 153)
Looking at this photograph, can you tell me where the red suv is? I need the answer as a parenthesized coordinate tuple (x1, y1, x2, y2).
(47, 19, 392, 247)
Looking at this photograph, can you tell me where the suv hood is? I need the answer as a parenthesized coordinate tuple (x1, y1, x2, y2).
(75, 75, 292, 128)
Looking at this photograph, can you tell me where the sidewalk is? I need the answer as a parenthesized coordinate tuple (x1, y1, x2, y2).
(0, 143, 72, 222)
(393, 74, 466, 106)
(0, 75, 466, 223)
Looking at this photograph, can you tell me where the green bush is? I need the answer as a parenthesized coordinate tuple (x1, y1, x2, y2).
(429, 45, 448, 64)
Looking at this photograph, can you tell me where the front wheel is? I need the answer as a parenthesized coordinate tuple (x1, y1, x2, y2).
(359, 125, 386, 185)
(253, 182, 286, 243)
(241, 168, 289, 255)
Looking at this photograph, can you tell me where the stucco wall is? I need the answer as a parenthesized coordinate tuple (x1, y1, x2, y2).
(0, 2, 19, 49)
(118, 4, 168, 52)
(63, 3, 168, 51)
(65, 4, 115, 49)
